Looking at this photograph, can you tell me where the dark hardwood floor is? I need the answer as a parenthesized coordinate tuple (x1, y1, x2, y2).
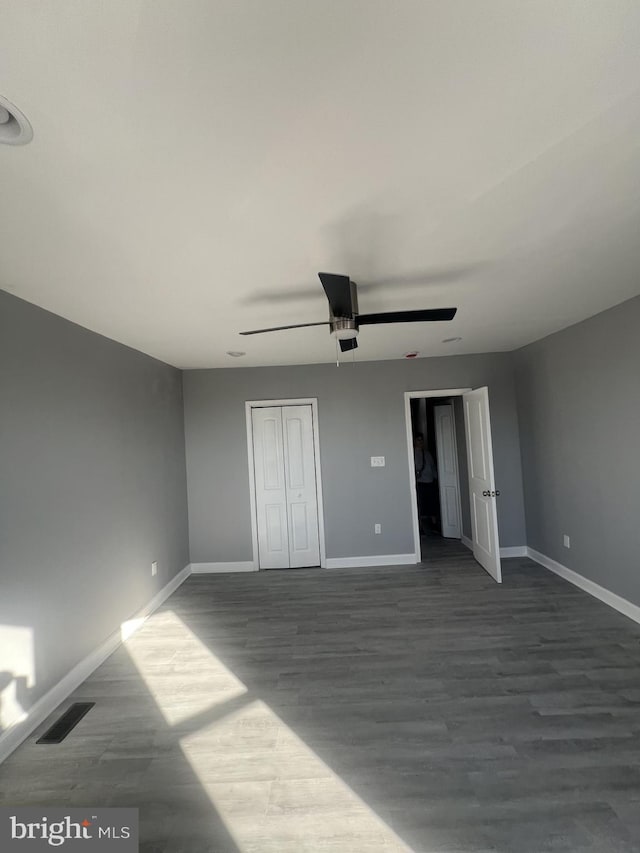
(2, 546, 640, 852)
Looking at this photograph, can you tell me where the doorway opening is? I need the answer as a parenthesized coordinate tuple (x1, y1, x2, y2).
(410, 395, 469, 550)
(404, 388, 503, 582)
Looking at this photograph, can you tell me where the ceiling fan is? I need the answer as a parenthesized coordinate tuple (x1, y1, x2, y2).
(239, 273, 457, 352)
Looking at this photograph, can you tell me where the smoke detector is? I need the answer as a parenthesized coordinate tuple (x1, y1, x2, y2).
(0, 95, 33, 145)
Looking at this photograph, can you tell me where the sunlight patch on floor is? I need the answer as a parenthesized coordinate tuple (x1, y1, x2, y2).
(124, 609, 247, 726)
(126, 609, 412, 852)
(181, 699, 412, 851)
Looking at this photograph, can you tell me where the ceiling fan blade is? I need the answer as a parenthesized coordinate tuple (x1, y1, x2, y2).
(318, 272, 356, 317)
(239, 321, 329, 335)
(339, 337, 358, 352)
(358, 308, 457, 325)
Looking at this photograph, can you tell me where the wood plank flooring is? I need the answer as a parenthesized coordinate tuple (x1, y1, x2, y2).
(2, 542, 640, 852)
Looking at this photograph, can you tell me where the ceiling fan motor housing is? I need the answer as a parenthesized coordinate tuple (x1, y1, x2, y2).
(330, 315, 359, 340)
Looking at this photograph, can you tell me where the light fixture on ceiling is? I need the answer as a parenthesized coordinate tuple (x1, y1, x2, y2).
(0, 95, 33, 146)
(226, 350, 246, 357)
(442, 336, 462, 343)
(330, 317, 358, 341)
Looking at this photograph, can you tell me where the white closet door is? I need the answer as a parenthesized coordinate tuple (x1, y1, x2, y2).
(282, 406, 320, 568)
(434, 404, 462, 540)
(252, 407, 290, 569)
(463, 387, 502, 583)
(251, 404, 321, 570)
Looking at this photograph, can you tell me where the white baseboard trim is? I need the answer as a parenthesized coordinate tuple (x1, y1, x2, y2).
(325, 554, 416, 569)
(0, 564, 191, 765)
(461, 535, 473, 551)
(500, 546, 528, 558)
(527, 547, 640, 627)
(190, 561, 257, 573)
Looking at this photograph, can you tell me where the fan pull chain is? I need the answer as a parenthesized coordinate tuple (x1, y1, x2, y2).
(335, 336, 340, 367)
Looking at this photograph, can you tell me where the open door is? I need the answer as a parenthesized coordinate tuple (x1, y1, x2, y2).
(434, 404, 462, 539)
(462, 387, 501, 583)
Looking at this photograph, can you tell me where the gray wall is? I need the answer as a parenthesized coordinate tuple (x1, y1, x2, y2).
(453, 395, 472, 540)
(515, 293, 640, 606)
(183, 354, 526, 563)
(0, 291, 189, 731)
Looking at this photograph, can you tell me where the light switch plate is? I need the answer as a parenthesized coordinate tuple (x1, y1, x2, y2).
(371, 456, 385, 467)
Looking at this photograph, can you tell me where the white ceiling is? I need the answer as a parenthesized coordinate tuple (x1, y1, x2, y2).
(1, 1, 640, 368)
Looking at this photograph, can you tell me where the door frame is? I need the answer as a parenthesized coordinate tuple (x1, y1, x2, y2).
(404, 389, 471, 562)
(245, 398, 327, 570)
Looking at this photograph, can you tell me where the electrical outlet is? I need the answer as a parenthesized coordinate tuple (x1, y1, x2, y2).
(151, 561, 158, 576)
(375, 523, 382, 534)
(563, 535, 570, 549)
(371, 456, 385, 467)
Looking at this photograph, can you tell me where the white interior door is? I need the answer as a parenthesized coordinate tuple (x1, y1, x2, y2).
(251, 405, 321, 569)
(434, 404, 462, 540)
(281, 406, 321, 568)
(252, 407, 290, 569)
(462, 387, 502, 583)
